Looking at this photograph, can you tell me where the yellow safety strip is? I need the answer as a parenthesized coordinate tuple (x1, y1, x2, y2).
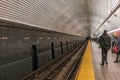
(75, 41, 95, 80)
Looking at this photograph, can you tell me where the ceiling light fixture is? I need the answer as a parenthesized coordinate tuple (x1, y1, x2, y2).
(114, 14, 117, 17)
(107, 21, 110, 23)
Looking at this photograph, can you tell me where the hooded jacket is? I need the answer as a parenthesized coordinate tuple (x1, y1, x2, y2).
(99, 33, 111, 49)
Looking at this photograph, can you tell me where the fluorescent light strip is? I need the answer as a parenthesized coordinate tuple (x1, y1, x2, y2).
(108, 28, 120, 33)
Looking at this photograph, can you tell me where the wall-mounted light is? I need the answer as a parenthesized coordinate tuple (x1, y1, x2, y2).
(24, 37, 30, 40)
(38, 37, 43, 40)
(48, 37, 51, 39)
(0, 36, 8, 40)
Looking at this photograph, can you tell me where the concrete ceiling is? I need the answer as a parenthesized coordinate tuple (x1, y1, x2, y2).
(0, 0, 119, 37)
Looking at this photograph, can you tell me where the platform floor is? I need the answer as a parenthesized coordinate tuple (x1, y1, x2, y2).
(91, 41, 120, 80)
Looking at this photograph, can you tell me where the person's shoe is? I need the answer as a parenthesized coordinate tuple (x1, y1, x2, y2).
(114, 61, 118, 63)
(106, 62, 108, 64)
(100, 63, 104, 65)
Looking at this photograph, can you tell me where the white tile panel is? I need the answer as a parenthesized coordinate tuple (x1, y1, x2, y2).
(0, 0, 119, 37)
(0, 0, 89, 37)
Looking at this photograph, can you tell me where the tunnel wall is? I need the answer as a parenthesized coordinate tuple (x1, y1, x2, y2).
(0, 19, 85, 80)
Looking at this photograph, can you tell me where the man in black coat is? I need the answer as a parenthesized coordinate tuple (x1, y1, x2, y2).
(99, 30, 111, 65)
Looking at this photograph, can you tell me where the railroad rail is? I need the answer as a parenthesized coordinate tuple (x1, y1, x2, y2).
(21, 41, 87, 80)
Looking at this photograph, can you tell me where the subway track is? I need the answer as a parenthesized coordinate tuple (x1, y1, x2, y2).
(21, 42, 87, 80)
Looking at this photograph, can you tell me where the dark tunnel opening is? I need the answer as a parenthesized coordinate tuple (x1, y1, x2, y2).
(32, 45, 38, 71)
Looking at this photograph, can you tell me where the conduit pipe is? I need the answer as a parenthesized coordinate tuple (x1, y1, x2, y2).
(93, 1, 120, 34)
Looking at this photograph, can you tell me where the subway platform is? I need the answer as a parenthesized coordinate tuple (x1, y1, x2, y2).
(76, 41, 120, 80)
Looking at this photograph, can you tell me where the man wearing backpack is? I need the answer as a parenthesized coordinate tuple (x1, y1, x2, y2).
(99, 30, 111, 65)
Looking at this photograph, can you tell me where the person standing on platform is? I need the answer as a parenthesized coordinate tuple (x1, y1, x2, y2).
(114, 36, 120, 63)
(99, 30, 111, 65)
(111, 36, 117, 53)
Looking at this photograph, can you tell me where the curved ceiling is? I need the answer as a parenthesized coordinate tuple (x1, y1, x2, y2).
(0, 0, 120, 37)
(89, 0, 120, 36)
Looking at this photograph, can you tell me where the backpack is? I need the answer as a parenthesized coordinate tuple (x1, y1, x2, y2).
(100, 34, 111, 49)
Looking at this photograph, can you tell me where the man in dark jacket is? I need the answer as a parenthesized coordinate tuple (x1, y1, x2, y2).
(99, 30, 111, 65)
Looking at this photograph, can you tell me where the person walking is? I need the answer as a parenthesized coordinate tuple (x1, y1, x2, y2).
(99, 30, 111, 65)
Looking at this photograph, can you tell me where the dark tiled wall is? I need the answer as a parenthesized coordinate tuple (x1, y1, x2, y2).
(0, 20, 84, 80)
